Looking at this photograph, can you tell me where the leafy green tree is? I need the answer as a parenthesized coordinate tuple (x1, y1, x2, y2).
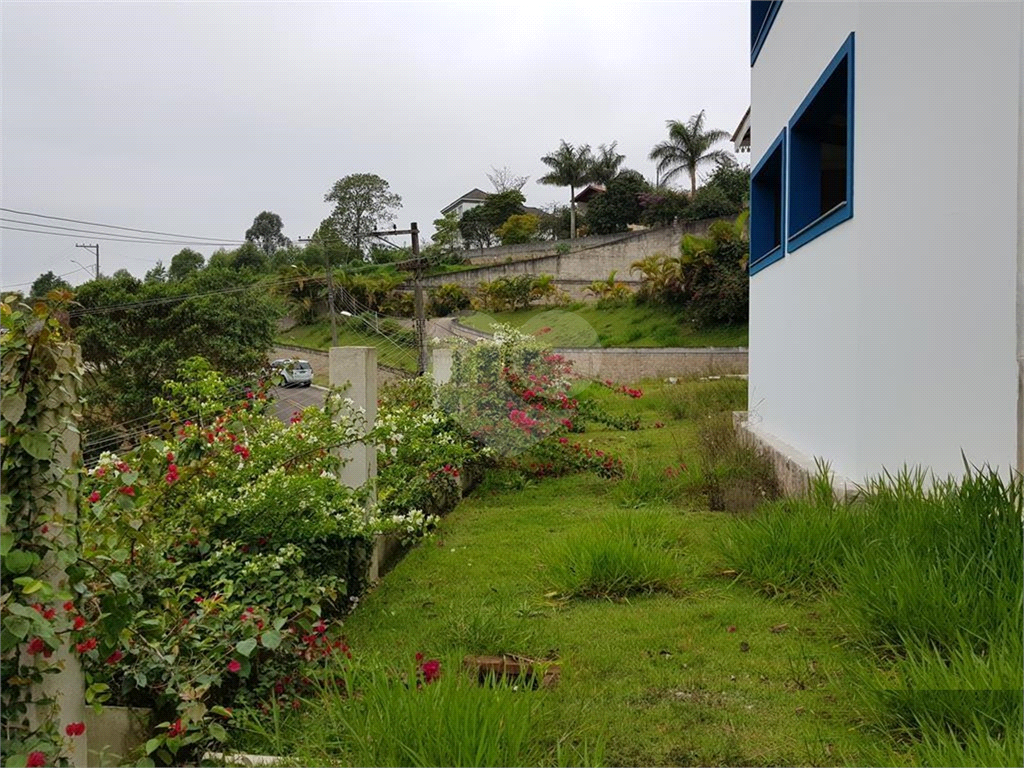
(585, 170, 650, 235)
(29, 270, 72, 297)
(679, 211, 749, 326)
(496, 213, 539, 245)
(144, 261, 168, 283)
(649, 110, 732, 197)
(168, 248, 205, 281)
(687, 184, 741, 221)
(232, 241, 270, 272)
(245, 211, 291, 255)
(589, 142, 626, 185)
(431, 211, 463, 257)
(639, 189, 691, 227)
(704, 160, 751, 210)
(323, 173, 402, 257)
(538, 140, 594, 238)
(458, 207, 495, 249)
(536, 205, 573, 241)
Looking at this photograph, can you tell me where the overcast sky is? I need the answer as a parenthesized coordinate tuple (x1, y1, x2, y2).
(0, 0, 749, 291)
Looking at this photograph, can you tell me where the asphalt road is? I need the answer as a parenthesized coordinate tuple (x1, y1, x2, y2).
(271, 384, 328, 423)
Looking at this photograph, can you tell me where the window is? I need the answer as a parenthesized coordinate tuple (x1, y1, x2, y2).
(751, 1, 783, 66)
(787, 33, 854, 252)
(749, 129, 786, 275)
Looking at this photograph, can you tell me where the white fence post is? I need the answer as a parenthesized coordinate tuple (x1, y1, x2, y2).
(432, 347, 453, 387)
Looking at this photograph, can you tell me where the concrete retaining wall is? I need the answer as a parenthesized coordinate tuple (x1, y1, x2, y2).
(554, 347, 747, 382)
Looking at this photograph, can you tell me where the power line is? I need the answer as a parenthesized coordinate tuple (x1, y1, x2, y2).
(0, 207, 241, 244)
(1, 222, 246, 247)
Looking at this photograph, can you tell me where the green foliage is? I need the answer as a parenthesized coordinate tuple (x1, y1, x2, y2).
(1, 292, 86, 767)
(429, 211, 464, 262)
(323, 173, 403, 258)
(538, 140, 596, 238)
(29, 270, 72, 297)
(638, 188, 690, 227)
(694, 412, 778, 513)
(428, 283, 471, 317)
(458, 206, 495, 249)
(543, 512, 682, 599)
(678, 212, 749, 327)
(585, 170, 650, 235)
(686, 184, 741, 221)
(244, 211, 290, 255)
(496, 213, 539, 245)
(584, 272, 632, 308)
(661, 377, 747, 421)
(474, 276, 536, 313)
(703, 161, 750, 210)
(232, 241, 270, 272)
(589, 142, 626, 185)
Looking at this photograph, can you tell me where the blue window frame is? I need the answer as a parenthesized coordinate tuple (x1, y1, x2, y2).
(749, 129, 786, 275)
(787, 33, 855, 252)
(751, 1, 783, 66)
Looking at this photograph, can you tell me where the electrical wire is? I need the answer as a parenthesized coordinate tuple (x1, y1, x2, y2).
(1, 223, 246, 247)
(0, 207, 241, 244)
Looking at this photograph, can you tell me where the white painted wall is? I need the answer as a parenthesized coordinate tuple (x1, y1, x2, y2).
(749, 0, 1021, 482)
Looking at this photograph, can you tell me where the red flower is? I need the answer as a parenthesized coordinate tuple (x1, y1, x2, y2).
(727, 625, 737, 633)
(118, 486, 135, 497)
(115, 461, 130, 473)
(73, 615, 86, 630)
(415, 652, 424, 662)
(88, 491, 101, 503)
(65, 721, 86, 737)
(167, 719, 184, 737)
(419, 659, 441, 684)
(63, 600, 75, 612)
(26, 751, 46, 767)
(232, 443, 250, 460)
(166, 451, 175, 462)
(94, 467, 106, 478)
(105, 649, 124, 665)
(42, 607, 56, 620)
(27, 637, 46, 655)
(228, 659, 242, 673)
(40, 524, 49, 534)
(75, 637, 97, 654)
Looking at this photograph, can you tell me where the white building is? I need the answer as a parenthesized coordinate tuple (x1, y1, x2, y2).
(744, 0, 1023, 485)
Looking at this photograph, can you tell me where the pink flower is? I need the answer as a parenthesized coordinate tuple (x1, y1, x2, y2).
(228, 659, 242, 673)
(118, 486, 135, 497)
(115, 461, 130, 473)
(27, 751, 46, 767)
(94, 467, 106, 478)
(166, 451, 175, 462)
(105, 649, 124, 665)
(419, 659, 441, 684)
(65, 721, 86, 737)
(88, 490, 101, 503)
(27, 637, 46, 655)
(415, 652, 424, 662)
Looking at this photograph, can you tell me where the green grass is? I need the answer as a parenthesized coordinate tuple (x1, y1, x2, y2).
(276, 318, 418, 373)
(459, 302, 748, 348)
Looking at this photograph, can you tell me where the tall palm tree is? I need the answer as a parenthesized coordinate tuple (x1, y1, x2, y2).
(649, 110, 732, 197)
(590, 142, 626, 185)
(538, 140, 594, 238)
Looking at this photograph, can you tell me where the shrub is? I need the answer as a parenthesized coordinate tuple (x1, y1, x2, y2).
(543, 512, 683, 599)
(639, 189, 690, 227)
(679, 212, 750, 327)
(685, 184, 740, 221)
(428, 283, 471, 317)
(496, 213, 539, 245)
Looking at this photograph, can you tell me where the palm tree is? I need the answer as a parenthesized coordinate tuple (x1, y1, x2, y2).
(648, 110, 732, 197)
(538, 140, 594, 238)
(590, 142, 626, 185)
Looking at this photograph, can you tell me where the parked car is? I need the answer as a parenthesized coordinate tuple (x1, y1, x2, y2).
(270, 358, 313, 387)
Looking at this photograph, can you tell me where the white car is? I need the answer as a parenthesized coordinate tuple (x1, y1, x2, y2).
(270, 358, 313, 387)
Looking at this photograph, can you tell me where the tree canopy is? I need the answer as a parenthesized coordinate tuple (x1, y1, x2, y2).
(323, 173, 402, 257)
(586, 170, 650, 235)
(29, 270, 72, 297)
(538, 140, 595, 239)
(245, 211, 291, 254)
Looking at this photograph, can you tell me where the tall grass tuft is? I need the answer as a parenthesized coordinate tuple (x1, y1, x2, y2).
(543, 511, 683, 599)
(283, 655, 603, 767)
(720, 464, 1024, 765)
(442, 602, 540, 656)
(697, 413, 779, 512)
(662, 376, 747, 421)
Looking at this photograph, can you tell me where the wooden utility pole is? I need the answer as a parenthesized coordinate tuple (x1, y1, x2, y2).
(75, 243, 99, 279)
(362, 223, 428, 375)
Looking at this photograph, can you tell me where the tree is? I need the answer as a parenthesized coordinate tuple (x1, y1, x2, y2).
(458, 207, 494, 249)
(496, 214, 540, 245)
(29, 271, 72, 297)
(486, 166, 529, 193)
(538, 140, 594, 239)
(232, 242, 269, 272)
(704, 159, 751, 210)
(589, 142, 626, 185)
(323, 173, 402, 257)
(639, 189, 691, 227)
(458, 190, 526, 248)
(649, 110, 733, 197)
(144, 261, 168, 283)
(430, 211, 463, 258)
(169, 248, 205, 281)
(245, 211, 291, 255)
(586, 170, 651, 235)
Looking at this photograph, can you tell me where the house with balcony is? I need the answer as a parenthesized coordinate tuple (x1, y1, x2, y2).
(742, 0, 1023, 487)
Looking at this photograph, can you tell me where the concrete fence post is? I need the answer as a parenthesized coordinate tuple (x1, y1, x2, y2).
(329, 347, 384, 581)
(432, 347, 453, 387)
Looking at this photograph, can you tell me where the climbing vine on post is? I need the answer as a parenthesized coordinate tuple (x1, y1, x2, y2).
(1, 292, 87, 767)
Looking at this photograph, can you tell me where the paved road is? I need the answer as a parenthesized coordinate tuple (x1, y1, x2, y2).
(271, 384, 327, 423)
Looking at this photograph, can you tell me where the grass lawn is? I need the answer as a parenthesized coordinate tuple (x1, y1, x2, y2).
(239, 380, 907, 767)
(458, 302, 748, 348)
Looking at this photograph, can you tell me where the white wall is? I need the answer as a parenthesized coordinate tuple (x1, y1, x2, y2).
(749, 0, 1021, 482)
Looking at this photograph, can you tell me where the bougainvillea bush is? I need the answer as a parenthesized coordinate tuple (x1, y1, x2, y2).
(70, 359, 391, 764)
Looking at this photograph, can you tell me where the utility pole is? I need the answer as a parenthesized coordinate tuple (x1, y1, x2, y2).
(75, 243, 99, 279)
(361, 222, 428, 375)
(299, 234, 338, 346)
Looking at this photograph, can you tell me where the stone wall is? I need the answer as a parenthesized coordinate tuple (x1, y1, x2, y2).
(554, 346, 747, 382)
(423, 218, 726, 298)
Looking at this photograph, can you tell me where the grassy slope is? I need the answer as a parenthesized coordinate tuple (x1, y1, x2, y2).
(333, 381, 884, 767)
(276, 320, 418, 373)
(458, 303, 748, 348)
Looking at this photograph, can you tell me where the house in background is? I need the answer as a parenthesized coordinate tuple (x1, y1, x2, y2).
(741, 0, 1023, 487)
(440, 188, 489, 220)
(731, 107, 750, 154)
